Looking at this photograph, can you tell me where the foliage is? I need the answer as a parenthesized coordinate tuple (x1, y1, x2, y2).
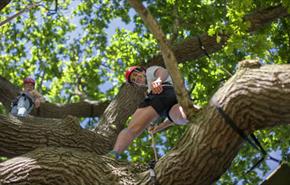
(0, 0, 290, 184)
(0, 156, 8, 163)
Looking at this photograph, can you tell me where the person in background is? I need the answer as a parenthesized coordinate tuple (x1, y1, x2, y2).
(11, 77, 44, 117)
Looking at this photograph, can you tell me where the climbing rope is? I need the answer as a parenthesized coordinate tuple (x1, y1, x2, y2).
(150, 132, 158, 162)
(147, 129, 159, 185)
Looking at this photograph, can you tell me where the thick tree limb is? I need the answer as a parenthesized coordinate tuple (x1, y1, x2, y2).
(31, 100, 109, 118)
(128, 0, 197, 120)
(0, 76, 20, 110)
(0, 147, 139, 185)
(0, 76, 109, 118)
(0, 115, 108, 157)
(245, 5, 290, 32)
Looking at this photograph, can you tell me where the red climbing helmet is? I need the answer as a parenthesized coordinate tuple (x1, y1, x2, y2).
(124, 66, 145, 83)
(23, 77, 35, 86)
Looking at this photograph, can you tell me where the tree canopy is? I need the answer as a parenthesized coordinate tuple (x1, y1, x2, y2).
(0, 0, 290, 184)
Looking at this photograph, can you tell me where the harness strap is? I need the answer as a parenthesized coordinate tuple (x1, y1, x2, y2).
(21, 93, 34, 107)
(197, 36, 211, 59)
(214, 103, 281, 173)
(215, 105, 260, 151)
(249, 133, 267, 155)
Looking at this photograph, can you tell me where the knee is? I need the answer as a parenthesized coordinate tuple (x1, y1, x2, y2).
(169, 105, 188, 125)
(127, 124, 144, 138)
(174, 118, 188, 125)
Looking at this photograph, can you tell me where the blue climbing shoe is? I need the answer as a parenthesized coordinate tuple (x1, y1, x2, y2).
(107, 150, 122, 160)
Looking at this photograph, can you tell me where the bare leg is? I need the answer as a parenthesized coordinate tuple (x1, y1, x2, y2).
(113, 106, 159, 153)
(168, 104, 188, 125)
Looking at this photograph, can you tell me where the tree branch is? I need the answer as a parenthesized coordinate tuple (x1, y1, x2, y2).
(146, 5, 289, 67)
(31, 100, 109, 118)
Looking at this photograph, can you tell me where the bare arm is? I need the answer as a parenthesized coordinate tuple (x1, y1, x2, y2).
(154, 67, 170, 82)
(31, 90, 44, 108)
(151, 67, 170, 94)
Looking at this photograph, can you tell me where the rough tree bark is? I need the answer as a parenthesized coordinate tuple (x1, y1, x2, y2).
(1, 61, 290, 185)
(0, 147, 139, 185)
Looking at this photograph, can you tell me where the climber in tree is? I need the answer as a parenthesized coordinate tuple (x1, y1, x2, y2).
(110, 66, 188, 159)
(11, 77, 44, 117)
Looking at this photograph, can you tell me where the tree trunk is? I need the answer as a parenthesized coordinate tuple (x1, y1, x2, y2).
(1, 61, 290, 185)
(93, 84, 146, 151)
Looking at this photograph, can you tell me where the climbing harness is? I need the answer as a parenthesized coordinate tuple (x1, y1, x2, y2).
(197, 36, 211, 59)
(0, 0, 58, 27)
(214, 102, 281, 173)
